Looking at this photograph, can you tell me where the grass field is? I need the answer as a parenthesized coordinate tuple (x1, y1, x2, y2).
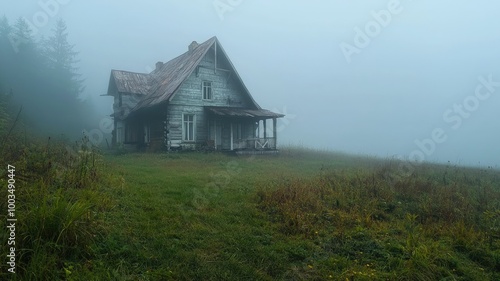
(2, 146, 500, 280)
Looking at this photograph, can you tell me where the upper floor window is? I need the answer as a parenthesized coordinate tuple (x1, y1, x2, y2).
(202, 81, 213, 100)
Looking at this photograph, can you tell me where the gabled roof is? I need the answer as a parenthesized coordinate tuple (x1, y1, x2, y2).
(107, 36, 262, 117)
(135, 37, 218, 111)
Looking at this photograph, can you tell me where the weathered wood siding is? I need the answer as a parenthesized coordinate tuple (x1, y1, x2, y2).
(166, 105, 206, 145)
(167, 50, 255, 145)
(170, 49, 254, 108)
(115, 121, 125, 143)
(110, 83, 144, 144)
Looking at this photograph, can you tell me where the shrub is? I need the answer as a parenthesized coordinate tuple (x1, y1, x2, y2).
(256, 161, 500, 279)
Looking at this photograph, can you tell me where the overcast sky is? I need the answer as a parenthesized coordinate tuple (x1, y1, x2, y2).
(2, 0, 500, 167)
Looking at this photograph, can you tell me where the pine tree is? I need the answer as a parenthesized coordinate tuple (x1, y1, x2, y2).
(0, 16, 12, 89)
(43, 18, 84, 97)
(0, 16, 12, 39)
(10, 17, 41, 79)
(0, 17, 88, 138)
(12, 17, 36, 53)
(7, 17, 43, 103)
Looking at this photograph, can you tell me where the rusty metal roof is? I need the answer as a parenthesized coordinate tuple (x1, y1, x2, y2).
(109, 70, 149, 95)
(206, 106, 284, 119)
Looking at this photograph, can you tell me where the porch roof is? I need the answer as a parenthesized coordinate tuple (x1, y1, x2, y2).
(205, 106, 284, 119)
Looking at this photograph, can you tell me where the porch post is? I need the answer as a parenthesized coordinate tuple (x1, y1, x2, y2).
(230, 122, 234, 151)
(263, 119, 267, 139)
(273, 118, 277, 149)
(253, 120, 257, 149)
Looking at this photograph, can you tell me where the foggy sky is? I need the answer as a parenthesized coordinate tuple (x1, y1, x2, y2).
(2, 0, 500, 167)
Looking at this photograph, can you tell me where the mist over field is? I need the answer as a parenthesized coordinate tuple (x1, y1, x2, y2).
(2, 0, 500, 167)
(3, 2, 500, 279)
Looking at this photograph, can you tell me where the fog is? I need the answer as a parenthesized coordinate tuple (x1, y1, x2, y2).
(2, 0, 500, 167)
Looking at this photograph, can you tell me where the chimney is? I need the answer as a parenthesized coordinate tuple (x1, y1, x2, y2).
(155, 61, 163, 70)
(188, 41, 199, 52)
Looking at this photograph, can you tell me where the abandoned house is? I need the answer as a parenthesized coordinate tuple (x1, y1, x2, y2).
(105, 36, 285, 153)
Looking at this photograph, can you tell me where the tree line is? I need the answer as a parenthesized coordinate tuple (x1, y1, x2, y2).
(0, 16, 92, 139)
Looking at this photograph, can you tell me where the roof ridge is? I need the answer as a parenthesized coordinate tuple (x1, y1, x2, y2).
(150, 36, 217, 74)
(112, 69, 149, 75)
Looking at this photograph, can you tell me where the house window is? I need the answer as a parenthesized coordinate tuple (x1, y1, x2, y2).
(183, 114, 195, 141)
(118, 93, 122, 106)
(202, 81, 213, 100)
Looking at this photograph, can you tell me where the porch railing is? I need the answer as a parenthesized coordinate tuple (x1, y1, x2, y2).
(234, 138, 276, 150)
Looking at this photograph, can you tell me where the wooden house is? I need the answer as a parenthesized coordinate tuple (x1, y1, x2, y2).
(105, 36, 284, 153)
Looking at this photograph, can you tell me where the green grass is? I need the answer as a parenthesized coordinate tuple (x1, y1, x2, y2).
(2, 145, 500, 280)
(69, 148, 500, 280)
(0, 135, 115, 280)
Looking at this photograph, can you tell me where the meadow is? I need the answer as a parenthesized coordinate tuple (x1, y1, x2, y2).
(1, 143, 500, 280)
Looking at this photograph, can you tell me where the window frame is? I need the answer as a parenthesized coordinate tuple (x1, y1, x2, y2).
(202, 81, 213, 100)
(182, 113, 196, 142)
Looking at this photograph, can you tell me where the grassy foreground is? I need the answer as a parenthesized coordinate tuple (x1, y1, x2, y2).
(83, 149, 500, 279)
(2, 147, 500, 280)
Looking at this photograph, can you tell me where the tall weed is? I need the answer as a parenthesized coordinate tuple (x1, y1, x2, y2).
(0, 134, 112, 279)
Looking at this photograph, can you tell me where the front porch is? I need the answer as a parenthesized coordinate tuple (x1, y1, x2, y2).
(205, 106, 284, 152)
